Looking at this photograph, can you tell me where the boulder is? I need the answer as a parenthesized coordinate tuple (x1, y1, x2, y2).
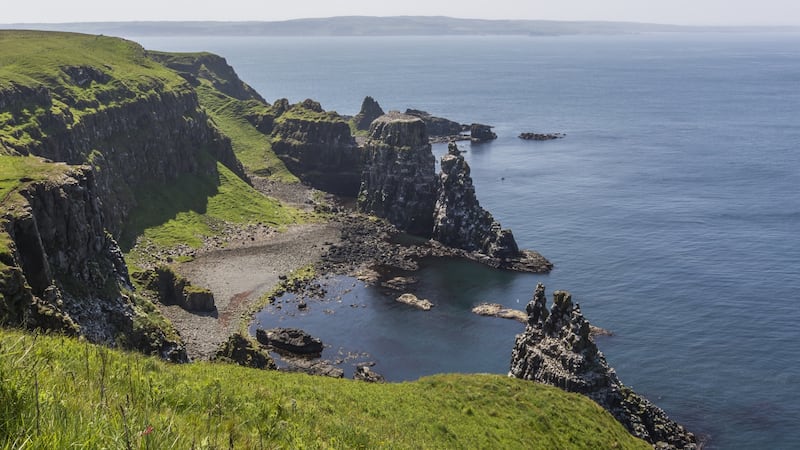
(214, 333, 276, 369)
(509, 285, 697, 449)
(256, 327, 324, 355)
(396, 293, 433, 310)
(354, 364, 386, 383)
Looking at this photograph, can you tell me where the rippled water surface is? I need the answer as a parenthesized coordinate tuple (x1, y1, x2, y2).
(135, 33, 800, 449)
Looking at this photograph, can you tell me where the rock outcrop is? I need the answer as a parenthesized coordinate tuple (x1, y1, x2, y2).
(271, 99, 362, 195)
(519, 132, 565, 141)
(404, 109, 465, 138)
(357, 112, 437, 236)
(509, 285, 697, 449)
(214, 333, 276, 369)
(470, 123, 497, 142)
(433, 142, 520, 259)
(0, 165, 187, 361)
(353, 96, 385, 131)
(256, 327, 324, 355)
(135, 266, 216, 313)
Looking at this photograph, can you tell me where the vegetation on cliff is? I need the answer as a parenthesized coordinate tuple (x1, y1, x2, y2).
(0, 329, 648, 449)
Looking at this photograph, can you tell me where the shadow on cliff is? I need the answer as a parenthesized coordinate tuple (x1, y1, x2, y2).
(118, 171, 220, 252)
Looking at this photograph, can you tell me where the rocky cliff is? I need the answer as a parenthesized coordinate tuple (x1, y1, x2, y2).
(0, 161, 185, 360)
(0, 32, 246, 235)
(271, 99, 362, 195)
(509, 286, 697, 449)
(433, 142, 520, 259)
(404, 109, 465, 137)
(357, 112, 437, 236)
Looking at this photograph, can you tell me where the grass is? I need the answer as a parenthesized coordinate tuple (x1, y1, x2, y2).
(121, 160, 307, 265)
(0, 31, 189, 153)
(196, 85, 297, 181)
(0, 328, 648, 449)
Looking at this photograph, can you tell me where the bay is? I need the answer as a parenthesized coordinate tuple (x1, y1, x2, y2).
(132, 32, 800, 449)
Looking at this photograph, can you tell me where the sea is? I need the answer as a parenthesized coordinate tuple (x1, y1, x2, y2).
(129, 32, 800, 449)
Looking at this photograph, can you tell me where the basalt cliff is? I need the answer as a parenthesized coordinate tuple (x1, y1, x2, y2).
(509, 284, 698, 449)
(0, 31, 252, 358)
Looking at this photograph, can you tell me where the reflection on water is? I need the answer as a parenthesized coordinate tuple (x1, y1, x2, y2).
(250, 258, 537, 380)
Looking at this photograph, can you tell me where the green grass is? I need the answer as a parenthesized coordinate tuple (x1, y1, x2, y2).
(0, 31, 189, 152)
(196, 85, 297, 181)
(121, 161, 307, 263)
(0, 328, 648, 449)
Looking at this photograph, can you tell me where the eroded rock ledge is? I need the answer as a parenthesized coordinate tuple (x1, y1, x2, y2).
(509, 284, 697, 449)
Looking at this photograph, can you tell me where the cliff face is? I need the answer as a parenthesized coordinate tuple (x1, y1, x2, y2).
(357, 112, 437, 236)
(2, 84, 244, 235)
(433, 142, 519, 259)
(271, 99, 362, 195)
(509, 286, 697, 449)
(0, 164, 186, 360)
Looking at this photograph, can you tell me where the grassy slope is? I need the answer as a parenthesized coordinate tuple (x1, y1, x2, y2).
(0, 31, 187, 151)
(0, 329, 648, 449)
(197, 84, 297, 181)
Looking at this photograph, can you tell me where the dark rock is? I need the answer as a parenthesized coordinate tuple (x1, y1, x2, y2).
(354, 364, 386, 382)
(404, 109, 464, 137)
(357, 112, 437, 236)
(214, 333, 276, 370)
(256, 327, 324, 355)
(432, 142, 520, 259)
(509, 285, 697, 449)
(353, 96, 385, 131)
(470, 123, 497, 142)
(271, 100, 362, 195)
(146, 265, 216, 313)
(519, 132, 565, 141)
(279, 355, 344, 378)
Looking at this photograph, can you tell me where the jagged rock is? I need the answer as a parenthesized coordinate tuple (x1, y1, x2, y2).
(256, 327, 324, 355)
(353, 96, 385, 131)
(354, 364, 386, 382)
(432, 142, 520, 259)
(357, 112, 437, 236)
(404, 109, 465, 137)
(509, 285, 697, 449)
(470, 123, 497, 142)
(396, 293, 433, 310)
(214, 333, 276, 370)
(472, 303, 527, 322)
(271, 100, 362, 195)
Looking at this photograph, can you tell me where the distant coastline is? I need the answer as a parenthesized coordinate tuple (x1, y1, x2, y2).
(2, 16, 799, 37)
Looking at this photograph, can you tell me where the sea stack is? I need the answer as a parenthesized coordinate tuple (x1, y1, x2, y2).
(357, 112, 437, 236)
(509, 286, 697, 449)
(433, 142, 520, 259)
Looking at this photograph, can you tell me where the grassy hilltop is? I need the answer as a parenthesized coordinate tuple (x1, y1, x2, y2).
(0, 30, 649, 448)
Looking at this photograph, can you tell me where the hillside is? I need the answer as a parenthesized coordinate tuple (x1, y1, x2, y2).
(0, 328, 649, 449)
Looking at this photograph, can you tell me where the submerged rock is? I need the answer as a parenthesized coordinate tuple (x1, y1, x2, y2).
(396, 293, 434, 310)
(509, 285, 697, 449)
(472, 303, 528, 323)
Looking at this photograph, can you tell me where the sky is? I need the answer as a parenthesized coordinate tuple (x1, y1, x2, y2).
(4, 0, 800, 26)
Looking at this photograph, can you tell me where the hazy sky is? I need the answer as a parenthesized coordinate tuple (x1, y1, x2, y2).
(5, 0, 800, 26)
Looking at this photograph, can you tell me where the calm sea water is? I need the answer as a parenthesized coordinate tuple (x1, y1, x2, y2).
(133, 33, 800, 449)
